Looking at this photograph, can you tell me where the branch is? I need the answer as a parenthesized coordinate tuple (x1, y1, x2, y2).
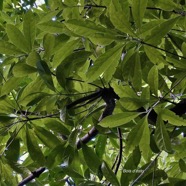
(18, 167, 46, 186)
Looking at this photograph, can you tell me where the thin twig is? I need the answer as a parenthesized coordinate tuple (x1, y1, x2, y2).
(130, 153, 161, 186)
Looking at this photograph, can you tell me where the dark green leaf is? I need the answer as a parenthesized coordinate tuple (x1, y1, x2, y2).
(26, 128, 45, 165)
(101, 161, 120, 186)
(179, 159, 186, 172)
(34, 126, 62, 148)
(36, 60, 55, 91)
(82, 144, 101, 173)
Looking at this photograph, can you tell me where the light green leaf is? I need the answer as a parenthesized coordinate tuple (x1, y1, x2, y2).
(0, 41, 24, 55)
(68, 129, 79, 148)
(161, 109, 186, 126)
(26, 128, 45, 165)
(155, 0, 180, 11)
(87, 44, 123, 82)
(144, 45, 168, 65)
(144, 16, 180, 45)
(126, 116, 149, 154)
(95, 135, 107, 159)
(109, 0, 135, 36)
(65, 19, 116, 38)
(99, 112, 140, 128)
(26, 51, 41, 67)
(139, 117, 151, 161)
(6, 24, 30, 53)
(36, 60, 55, 91)
(82, 144, 101, 173)
(101, 161, 120, 186)
(53, 39, 79, 67)
(43, 33, 55, 61)
(155, 116, 172, 153)
(131, 0, 148, 29)
(1, 77, 22, 95)
(147, 65, 158, 96)
(38, 20, 64, 33)
(23, 10, 36, 50)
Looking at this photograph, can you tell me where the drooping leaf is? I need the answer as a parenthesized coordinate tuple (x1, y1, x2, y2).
(101, 161, 120, 186)
(131, 0, 148, 30)
(87, 44, 123, 82)
(6, 24, 30, 53)
(147, 65, 159, 96)
(99, 112, 140, 128)
(36, 60, 55, 91)
(82, 144, 101, 173)
(26, 128, 45, 165)
(154, 116, 172, 153)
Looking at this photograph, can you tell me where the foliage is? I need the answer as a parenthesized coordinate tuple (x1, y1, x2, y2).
(0, 0, 186, 185)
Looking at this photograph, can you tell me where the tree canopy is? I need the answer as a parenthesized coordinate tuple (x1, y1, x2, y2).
(0, 0, 186, 185)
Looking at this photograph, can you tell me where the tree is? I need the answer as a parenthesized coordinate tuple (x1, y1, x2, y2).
(0, 0, 186, 185)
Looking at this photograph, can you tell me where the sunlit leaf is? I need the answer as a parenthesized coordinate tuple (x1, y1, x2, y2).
(87, 44, 123, 82)
(99, 112, 140, 128)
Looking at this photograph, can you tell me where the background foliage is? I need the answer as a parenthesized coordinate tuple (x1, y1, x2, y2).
(0, 0, 186, 185)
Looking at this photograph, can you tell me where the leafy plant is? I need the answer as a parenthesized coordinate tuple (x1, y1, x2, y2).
(0, 0, 186, 185)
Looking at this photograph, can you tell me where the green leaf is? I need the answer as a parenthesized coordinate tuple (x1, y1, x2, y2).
(87, 44, 123, 82)
(65, 19, 116, 38)
(144, 45, 168, 65)
(43, 33, 55, 61)
(161, 109, 186, 126)
(26, 128, 45, 165)
(36, 60, 55, 91)
(82, 144, 101, 173)
(126, 116, 149, 153)
(0, 113, 17, 122)
(155, 0, 180, 11)
(95, 135, 107, 159)
(6, 138, 20, 162)
(26, 51, 41, 67)
(144, 17, 180, 45)
(38, 21, 64, 33)
(132, 52, 142, 90)
(53, 39, 79, 67)
(34, 126, 62, 148)
(61, 167, 84, 179)
(0, 0, 3, 10)
(44, 118, 70, 135)
(68, 129, 79, 148)
(147, 65, 158, 96)
(101, 161, 120, 186)
(139, 117, 151, 161)
(154, 116, 172, 153)
(99, 112, 140, 128)
(1, 77, 22, 95)
(13, 63, 37, 77)
(179, 159, 186, 172)
(0, 41, 24, 55)
(121, 147, 141, 186)
(23, 10, 36, 50)
(109, 0, 135, 36)
(131, 0, 148, 29)
(56, 51, 91, 89)
(6, 24, 30, 53)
